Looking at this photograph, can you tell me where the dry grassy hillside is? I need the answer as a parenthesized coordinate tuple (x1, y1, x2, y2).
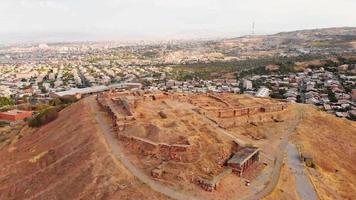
(0, 100, 169, 200)
(292, 105, 356, 200)
(0, 95, 355, 200)
(264, 163, 300, 200)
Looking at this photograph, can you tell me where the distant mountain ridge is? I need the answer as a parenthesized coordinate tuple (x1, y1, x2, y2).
(271, 27, 356, 40)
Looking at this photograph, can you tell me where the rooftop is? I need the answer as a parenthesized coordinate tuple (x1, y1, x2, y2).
(1, 109, 31, 115)
(227, 147, 259, 166)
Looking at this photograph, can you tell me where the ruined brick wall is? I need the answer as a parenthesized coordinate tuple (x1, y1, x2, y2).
(151, 93, 172, 101)
(220, 111, 289, 128)
(248, 106, 262, 115)
(262, 104, 287, 112)
(207, 94, 231, 107)
(234, 108, 249, 116)
(218, 110, 235, 118)
(118, 134, 158, 155)
(194, 177, 216, 192)
(121, 99, 134, 116)
(215, 104, 287, 119)
(98, 92, 198, 163)
(117, 133, 198, 163)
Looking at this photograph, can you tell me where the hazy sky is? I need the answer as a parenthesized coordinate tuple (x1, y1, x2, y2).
(0, 0, 356, 43)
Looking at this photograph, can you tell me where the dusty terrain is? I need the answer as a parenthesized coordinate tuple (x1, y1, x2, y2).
(0, 100, 169, 200)
(0, 92, 355, 200)
(96, 91, 295, 199)
(263, 162, 300, 200)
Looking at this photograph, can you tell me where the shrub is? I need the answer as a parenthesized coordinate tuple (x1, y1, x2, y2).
(49, 98, 62, 106)
(28, 107, 59, 127)
(32, 103, 51, 111)
(305, 158, 316, 168)
(59, 96, 78, 104)
(0, 97, 14, 107)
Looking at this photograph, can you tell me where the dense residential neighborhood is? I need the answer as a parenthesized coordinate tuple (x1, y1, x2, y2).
(1, 28, 356, 121)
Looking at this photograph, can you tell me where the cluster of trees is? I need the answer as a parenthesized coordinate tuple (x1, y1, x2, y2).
(49, 96, 78, 106)
(28, 107, 59, 127)
(0, 97, 15, 108)
(28, 96, 78, 127)
(172, 54, 327, 81)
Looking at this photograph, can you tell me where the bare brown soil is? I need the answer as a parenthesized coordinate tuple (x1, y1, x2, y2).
(263, 162, 301, 200)
(0, 93, 354, 200)
(0, 100, 169, 200)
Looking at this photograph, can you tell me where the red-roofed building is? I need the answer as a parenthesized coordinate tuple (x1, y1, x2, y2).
(0, 110, 33, 122)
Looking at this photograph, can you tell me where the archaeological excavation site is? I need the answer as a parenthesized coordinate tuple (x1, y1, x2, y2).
(96, 90, 292, 199)
(1, 89, 355, 200)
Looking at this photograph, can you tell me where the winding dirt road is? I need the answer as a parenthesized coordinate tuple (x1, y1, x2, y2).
(242, 107, 309, 200)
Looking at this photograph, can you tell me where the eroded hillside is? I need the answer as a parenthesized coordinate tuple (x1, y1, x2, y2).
(0, 93, 355, 200)
(0, 100, 169, 200)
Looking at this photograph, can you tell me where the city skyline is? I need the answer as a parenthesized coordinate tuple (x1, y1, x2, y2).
(1, 0, 356, 43)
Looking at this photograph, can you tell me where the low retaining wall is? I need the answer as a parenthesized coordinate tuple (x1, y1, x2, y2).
(218, 112, 288, 129)
(216, 104, 287, 119)
(207, 94, 231, 107)
(194, 168, 232, 192)
(118, 133, 198, 163)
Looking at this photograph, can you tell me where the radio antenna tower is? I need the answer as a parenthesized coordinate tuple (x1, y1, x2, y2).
(252, 21, 255, 35)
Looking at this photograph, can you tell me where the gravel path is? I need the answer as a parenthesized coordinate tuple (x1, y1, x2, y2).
(287, 143, 318, 200)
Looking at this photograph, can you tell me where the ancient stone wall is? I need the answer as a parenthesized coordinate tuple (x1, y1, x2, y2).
(207, 94, 231, 107)
(152, 93, 172, 101)
(219, 111, 288, 129)
(117, 133, 198, 163)
(195, 177, 216, 192)
(215, 103, 287, 119)
(194, 168, 232, 192)
(96, 95, 200, 163)
(120, 97, 134, 116)
(118, 134, 158, 155)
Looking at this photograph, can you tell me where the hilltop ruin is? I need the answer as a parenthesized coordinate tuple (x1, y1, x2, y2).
(96, 90, 288, 192)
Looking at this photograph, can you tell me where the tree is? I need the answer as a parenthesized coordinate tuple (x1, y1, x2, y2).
(28, 107, 59, 127)
(0, 97, 14, 107)
(327, 89, 338, 103)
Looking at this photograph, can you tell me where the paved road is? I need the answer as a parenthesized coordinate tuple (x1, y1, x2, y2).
(287, 143, 318, 200)
(87, 96, 199, 200)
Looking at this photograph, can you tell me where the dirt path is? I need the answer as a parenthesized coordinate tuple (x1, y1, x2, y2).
(287, 143, 318, 200)
(242, 107, 307, 200)
(87, 96, 199, 200)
